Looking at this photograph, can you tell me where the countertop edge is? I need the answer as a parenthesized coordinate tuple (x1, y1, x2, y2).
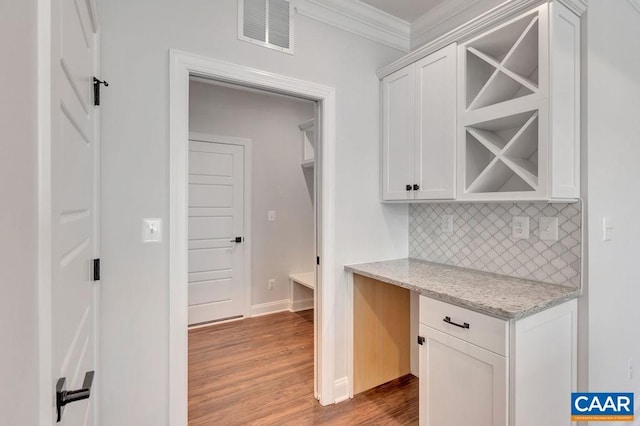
(345, 264, 580, 321)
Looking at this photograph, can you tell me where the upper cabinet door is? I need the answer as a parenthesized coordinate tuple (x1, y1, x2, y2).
(414, 43, 457, 200)
(382, 64, 415, 201)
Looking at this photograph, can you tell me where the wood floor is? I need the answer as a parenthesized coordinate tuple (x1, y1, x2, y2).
(189, 310, 418, 425)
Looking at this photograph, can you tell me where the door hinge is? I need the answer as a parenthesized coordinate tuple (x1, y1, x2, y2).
(93, 259, 100, 281)
(417, 336, 425, 345)
(316, 256, 320, 265)
(93, 77, 109, 106)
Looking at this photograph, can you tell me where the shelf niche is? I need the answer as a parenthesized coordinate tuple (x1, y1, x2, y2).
(464, 13, 540, 111)
(464, 110, 539, 194)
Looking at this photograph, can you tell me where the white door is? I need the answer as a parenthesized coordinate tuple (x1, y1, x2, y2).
(382, 65, 415, 201)
(419, 324, 507, 426)
(51, 0, 99, 423)
(414, 43, 457, 200)
(188, 140, 245, 325)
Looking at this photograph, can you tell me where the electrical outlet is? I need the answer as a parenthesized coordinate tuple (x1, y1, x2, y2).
(268, 279, 275, 290)
(441, 215, 453, 234)
(512, 216, 530, 239)
(539, 216, 559, 241)
(268, 210, 276, 221)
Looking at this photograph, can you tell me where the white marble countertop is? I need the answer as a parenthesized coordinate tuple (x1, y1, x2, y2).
(345, 258, 580, 320)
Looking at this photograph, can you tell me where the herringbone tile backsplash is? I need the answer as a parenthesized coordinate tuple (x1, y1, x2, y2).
(409, 202, 582, 288)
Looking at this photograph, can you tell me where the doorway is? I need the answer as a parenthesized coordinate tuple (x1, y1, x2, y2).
(169, 50, 337, 424)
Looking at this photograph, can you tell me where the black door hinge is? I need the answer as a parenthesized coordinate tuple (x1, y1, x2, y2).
(93, 259, 100, 281)
(316, 256, 320, 265)
(93, 77, 109, 106)
(417, 336, 425, 345)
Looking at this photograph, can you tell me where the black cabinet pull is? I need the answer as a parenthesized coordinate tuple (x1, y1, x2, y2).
(406, 184, 412, 191)
(413, 184, 420, 191)
(56, 371, 94, 422)
(443, 316, 470, 329)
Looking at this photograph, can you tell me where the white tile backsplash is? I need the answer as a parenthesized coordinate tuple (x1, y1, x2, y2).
(409, 202, 582, 287)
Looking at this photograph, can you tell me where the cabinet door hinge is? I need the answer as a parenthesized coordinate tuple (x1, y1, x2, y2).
(93, 259, 100, 281)
(417, 336, 425, 345)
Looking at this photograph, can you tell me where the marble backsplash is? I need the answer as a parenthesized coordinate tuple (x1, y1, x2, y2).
(409, 202, 582, 287)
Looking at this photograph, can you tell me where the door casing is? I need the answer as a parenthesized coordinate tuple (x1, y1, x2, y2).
(169, 50, 337, 425)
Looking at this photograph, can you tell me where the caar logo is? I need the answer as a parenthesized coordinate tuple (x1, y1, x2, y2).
(571, 393, 634, 421)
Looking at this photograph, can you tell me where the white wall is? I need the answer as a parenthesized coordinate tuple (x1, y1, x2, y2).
(0, 1, 39, 424)
(97, 0, 407, 423)
(189, 82, 315, 307)
(586, 0, 640, 403)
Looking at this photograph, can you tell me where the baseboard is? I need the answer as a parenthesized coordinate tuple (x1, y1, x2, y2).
(334, 377, 350, 403)
(250, 299, 291, 317)
(289, 297, 314, 312)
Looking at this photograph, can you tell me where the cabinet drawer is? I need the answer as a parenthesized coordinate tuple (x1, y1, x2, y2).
(420, 296, 508, 356)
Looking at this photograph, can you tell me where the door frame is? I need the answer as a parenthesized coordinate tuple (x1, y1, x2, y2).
(169, 49, 337, 425)
(187, 133, 253, 319)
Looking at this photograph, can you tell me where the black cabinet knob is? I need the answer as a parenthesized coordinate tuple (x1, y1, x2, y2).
(406, 184, 412, 191)
(413, 184, 420, 191)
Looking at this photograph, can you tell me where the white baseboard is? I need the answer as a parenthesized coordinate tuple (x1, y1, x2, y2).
(250, 299, 291, 317)
(334, 377, 350, 403)
(289, 297, 314, 312)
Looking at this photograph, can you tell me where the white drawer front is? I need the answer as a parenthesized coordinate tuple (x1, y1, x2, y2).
(420, 296, 508, 356)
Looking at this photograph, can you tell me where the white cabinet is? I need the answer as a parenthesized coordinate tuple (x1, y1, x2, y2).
(382, 44, 456, 201)
(457, 2, 580, 201)
(418, 296, 577, 426)
(382, 65, 415, 201)
(379, 1, 581, 203)
(419, 324, 507, 426)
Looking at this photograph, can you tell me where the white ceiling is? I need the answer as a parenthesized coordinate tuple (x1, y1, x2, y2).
(360, 0, 448, 22)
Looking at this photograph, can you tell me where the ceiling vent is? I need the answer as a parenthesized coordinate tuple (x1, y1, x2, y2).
(239, 0, 293, 54)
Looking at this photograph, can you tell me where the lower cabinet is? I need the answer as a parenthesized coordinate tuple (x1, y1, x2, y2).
(418, 296, 577, 426)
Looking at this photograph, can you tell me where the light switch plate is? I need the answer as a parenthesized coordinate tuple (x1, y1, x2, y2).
(267, 210, 276, 221)
(512, 216, 530, 239)
(539, 216, 559, 241)
(142, 218, 162, 243)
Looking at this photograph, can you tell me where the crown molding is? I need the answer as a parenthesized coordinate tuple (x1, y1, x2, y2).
(557, 0, 588, 16)
(411, 0, 486, 50)
(378, 0, 556, 78)
(295, 0, 410, 52)
(627, 0, 640, 14)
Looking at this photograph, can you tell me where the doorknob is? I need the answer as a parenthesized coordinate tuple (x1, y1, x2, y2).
(230, 237, 243, 243)
(56, 371, 94, 422)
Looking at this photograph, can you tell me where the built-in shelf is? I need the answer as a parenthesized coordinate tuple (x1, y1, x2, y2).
(299, 118, 315, 168)
(464, 13, 539, 112)
(289, 272, 315, 291)
(459, 6, 554, 200)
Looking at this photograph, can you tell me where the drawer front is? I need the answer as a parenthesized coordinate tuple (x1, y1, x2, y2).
(420, 296, 508, 356)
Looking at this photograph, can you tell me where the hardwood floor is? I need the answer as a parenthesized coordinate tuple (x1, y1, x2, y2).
(189, 310, 418, 425)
